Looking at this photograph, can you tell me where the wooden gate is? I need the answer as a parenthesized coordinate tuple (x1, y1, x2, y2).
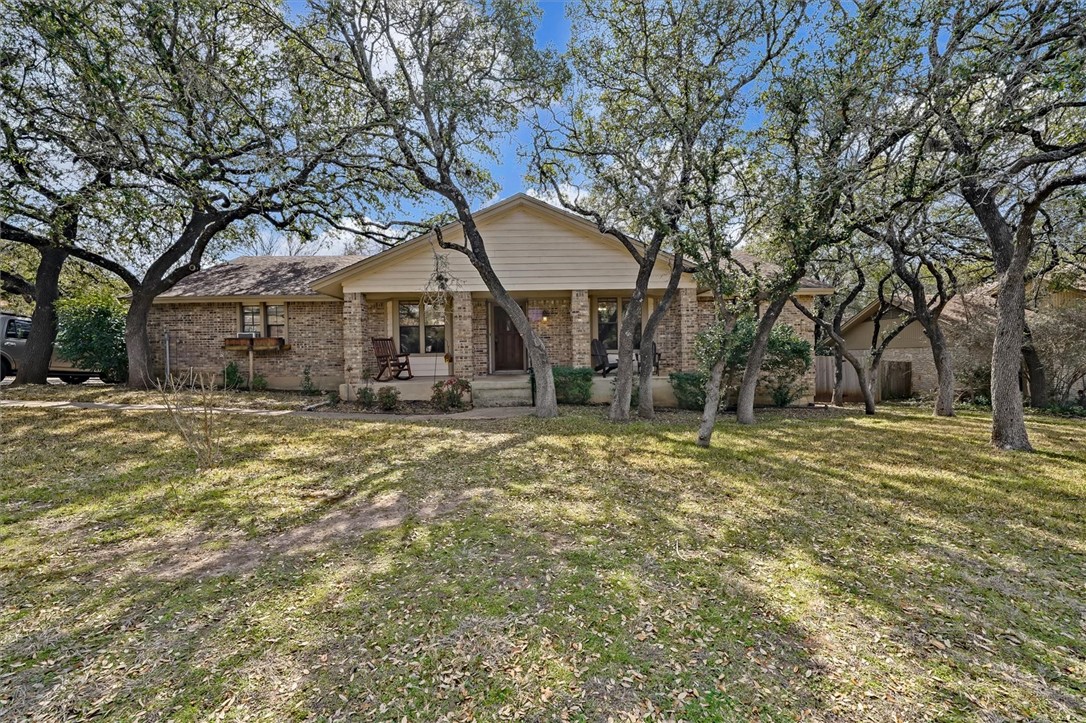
(881, 361, 912, 400)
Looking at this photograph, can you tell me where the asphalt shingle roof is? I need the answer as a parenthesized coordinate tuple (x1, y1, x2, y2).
(157, 256, 361, 298)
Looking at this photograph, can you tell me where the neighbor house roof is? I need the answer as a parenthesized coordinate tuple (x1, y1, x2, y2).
(157, 256, 360, 300)
(310, 193, 834, 297)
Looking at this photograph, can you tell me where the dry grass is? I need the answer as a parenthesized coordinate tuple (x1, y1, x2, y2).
(1, 404, 1083, 721)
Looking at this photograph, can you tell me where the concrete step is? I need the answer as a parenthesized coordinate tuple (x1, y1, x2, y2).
(472, 377, 532, 407)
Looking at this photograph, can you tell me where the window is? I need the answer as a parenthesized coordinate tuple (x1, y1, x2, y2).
(241, 305, 261, 335)
(398, 300, 446, 354)
(597, 298, 618, 350)
(596, 298, 643, 350)
(265, 305, 285, 338)
(423, 302, 446, 353)
(6, 318, 31, 339)
(398, 302, 420, 353)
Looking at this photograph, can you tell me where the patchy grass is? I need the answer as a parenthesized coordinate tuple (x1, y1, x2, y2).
(1, 382, 310, 410)
(1, 405, 1083, 721)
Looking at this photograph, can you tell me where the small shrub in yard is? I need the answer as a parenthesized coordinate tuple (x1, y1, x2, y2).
(431, 377, 472, 411)
(251, 373, 268, 392)
(358, 385, 378, 408)
(670, 371, 708, 410)
(223, 361, 245, 390)
(300, 365, 318, 395)
(376, 386, 400, 411)
(552, 366, 593, 404)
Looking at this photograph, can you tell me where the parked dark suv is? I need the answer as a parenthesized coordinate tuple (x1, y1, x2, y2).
(0, 312, 104, 383)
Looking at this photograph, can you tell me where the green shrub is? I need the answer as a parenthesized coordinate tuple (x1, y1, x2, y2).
(693, 315, 812, 408)
(552, 366, 593, 404)
(669, 371, 707, 410)
(358, 385, 378, 408)
(223, 361, 244, 390)
(431, 377, 472, 411)
(54, 290, 127, 383)
(376, 386, 400, 411)
(300, 365, 318, 395)
(251, 373, 268, 392)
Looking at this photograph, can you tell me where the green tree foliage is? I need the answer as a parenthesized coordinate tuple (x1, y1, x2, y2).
(55, 290, 127, 383)
(692, 315, 811, 409)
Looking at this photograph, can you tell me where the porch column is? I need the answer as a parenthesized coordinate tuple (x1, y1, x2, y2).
(571, 289, 591, 368)
(451, 292, 475, 379)
(678, 287, 698, 371)
(343, 292, 368, 385)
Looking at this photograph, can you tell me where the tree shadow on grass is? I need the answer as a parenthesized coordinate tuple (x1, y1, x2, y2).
(2, 404, 1084, 720)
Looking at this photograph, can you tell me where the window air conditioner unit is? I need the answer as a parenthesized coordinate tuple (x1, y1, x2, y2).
(237, 332, 258, 338)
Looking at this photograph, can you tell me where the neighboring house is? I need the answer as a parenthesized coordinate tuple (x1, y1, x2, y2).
(148, 194, 832, 404)
(830, 279, 1086, 403)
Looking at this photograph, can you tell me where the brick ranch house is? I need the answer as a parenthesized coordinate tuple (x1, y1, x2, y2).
(149, 194, 832, 405)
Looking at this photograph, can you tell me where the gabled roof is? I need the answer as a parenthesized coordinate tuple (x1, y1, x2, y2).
(311, 193, 833, 296)
(157, 256, 360, 299)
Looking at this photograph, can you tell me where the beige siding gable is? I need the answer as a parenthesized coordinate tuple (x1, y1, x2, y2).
(340, 205, 693, 294)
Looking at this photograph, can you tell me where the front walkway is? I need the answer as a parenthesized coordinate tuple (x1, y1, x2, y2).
(0, 399, 535, 422)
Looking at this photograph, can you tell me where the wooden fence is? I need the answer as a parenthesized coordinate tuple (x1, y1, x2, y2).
(815, 356, 913, 403)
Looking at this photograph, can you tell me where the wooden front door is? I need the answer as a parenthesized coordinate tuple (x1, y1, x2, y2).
(492, 304, 525, 371)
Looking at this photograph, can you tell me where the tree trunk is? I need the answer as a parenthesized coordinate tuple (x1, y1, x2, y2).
(929, 323, 955, 417)
(832, 348, 844, 406)
(1021, 327, 1047, 408)
(861, 358, 878, 415)
(736, 296, 787, 425)
(637, 258, 684, 420)
(125, 290, 156, 389)
(609, 292, 644, 422)
(697, 355, 728, 447)
(12, 247, 67, 386)
(990, 271, 1032, 451)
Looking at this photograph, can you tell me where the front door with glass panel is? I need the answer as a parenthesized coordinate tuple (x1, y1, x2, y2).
(492, 304, 524, 371)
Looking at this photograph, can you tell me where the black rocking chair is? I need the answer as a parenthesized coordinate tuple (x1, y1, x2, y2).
(591, 338, 618, 377)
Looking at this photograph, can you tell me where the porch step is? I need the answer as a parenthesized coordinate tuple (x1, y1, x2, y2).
(472, 377, 532, 407)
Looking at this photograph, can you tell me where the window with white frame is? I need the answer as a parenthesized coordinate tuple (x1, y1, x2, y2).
(595, 297, 643, 351)
(265, 305, 285, 338)
(397, 300, 446, 354)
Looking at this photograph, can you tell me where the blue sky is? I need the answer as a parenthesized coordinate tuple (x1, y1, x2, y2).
(490, 1, 572, 198)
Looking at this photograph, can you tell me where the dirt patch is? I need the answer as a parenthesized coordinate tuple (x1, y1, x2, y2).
(148, 487, 494, 581)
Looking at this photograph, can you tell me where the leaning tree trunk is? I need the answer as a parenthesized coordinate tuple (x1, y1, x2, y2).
(736, 296, 788, 425)
(125, 290, 156, 389)
(637, 259, 684, 420)
(861, 358, 879, 416)
(609, 292, 645, 422)
(13, 247, 67, 386)
(928, 322, 955, 417)
(696, 355, 729, 447)
(990, 271, 1032, 451)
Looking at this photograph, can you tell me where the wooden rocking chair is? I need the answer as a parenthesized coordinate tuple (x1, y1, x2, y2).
(372, 337, 413, 381)
(591, 338, 617, 377)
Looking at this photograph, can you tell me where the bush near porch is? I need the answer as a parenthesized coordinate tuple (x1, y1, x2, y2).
(1, 405, 1083, 721)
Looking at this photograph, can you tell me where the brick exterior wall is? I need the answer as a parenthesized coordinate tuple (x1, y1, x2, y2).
(471, 299, 489, 376)
(451, 292, 474, 378)
(678, 288, 699, 372)
(527, 297, 572, 368)
(148, 300, 344, 390)
(147, 289, 824, 405)
(571, 290, 591, 368)
(342, 293, 367, 385)
(776, 297, 817, 405)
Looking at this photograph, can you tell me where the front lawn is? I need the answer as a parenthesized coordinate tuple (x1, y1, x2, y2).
(1, 406, 1083, 721)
